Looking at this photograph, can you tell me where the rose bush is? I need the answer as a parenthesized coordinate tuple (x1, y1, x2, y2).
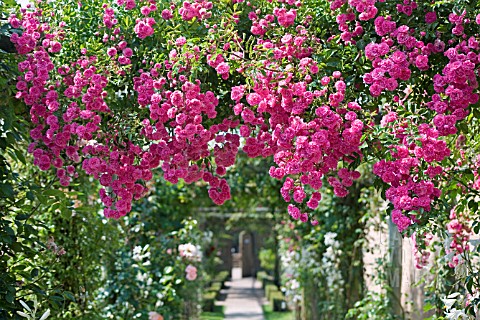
(7, 0, 480, 317)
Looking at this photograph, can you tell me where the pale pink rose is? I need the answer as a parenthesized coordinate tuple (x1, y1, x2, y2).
(148, 311, 163, 320)
(185, 264, 197, 281)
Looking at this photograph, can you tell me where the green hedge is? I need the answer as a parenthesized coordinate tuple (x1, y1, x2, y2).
(269, 291, 287, 312)
(214, 271, 229, 285)
(258, 271, 275, 290)
(210, 282, 223, 298)
(202, 291, 217, 312)
(265, 284, 279, 300)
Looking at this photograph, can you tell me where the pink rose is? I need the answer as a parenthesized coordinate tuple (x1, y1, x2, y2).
(425, 12, 437, 24)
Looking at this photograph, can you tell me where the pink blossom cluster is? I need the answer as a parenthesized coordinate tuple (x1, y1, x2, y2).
(363, 41, 403, 96)
(133, 62, 238, 205)
(86, 145, 152, 218)
(424, 11, 437, 24)
(347, 0, 380, 21)
(249, 2, 300, 36)
(249, 11, 273, 36)
(373, 122, 448, 232)
(274, 7, 297, 28)
(448, 10, 467, 37)
(373, 15, 397, 37)
(327, 0, 381, 21)
(134, 18, 156, 39)
(391, 209, 411, 232)
(11, 8, 156, 218)
(116, 0, 159, 39)
(10, 8, 65, 55)
(396, 0, 417, 17)
(412, 233, 432, 269)
(9, 10, 41, 55)
(446, 210, 471, 268)
(207, 53, 231, 80)
(116, 0, 136, 11)
(105, 40, 133, 66)
(361, 10, 476, 98)
(116, 0, 159, 15)
(362, 19, 443, 96)
(327, 0, 347, 11)
(335, 12, 364, 44)
(237, 18, 363, 223)
(102, 5, 118, 29)
(178, 1, 213, 21)
(428, 40, 479, 135)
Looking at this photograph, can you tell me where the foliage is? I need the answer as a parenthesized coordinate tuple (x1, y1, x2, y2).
(15, 297, 50, 320)
(262, 304, 294, 320)
(1, 3, 82, 317)
(97, 218, 208, 320)
(200, 305, 224, 320)
(346, 290, 395, 320)
(346, 257, 398, 320)
(277, 179, 368, 318)
(259, 248, 276, 274)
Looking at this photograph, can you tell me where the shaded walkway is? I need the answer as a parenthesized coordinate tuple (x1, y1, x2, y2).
(220, 276, 265, 320)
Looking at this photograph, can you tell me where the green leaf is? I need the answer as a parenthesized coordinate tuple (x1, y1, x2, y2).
(5, 290, 14, 304)
(466, 276, 474, 293)
(423, 303, 434, 312)
(63, 291, 76, 302)
(36, 194, 47, 205)
(30, 268, 39, 278)
(0, 183, 14, 197)
(16, 214, 29, 221)
(43, 189, 66, 197)
(26, 191, 35, 201)
(48, 295, 64, 302)
(13, 148, 26, 165)
(4, 225, 15, 236)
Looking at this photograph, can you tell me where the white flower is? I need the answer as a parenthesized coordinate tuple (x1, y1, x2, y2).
(324, 232, 338, 247)
(39, 309, 51, 320)
(178, 243, 201, 261)
(19, 301, 31, 313)
(441, 297, 457, 311)
(132, 246, 143, 261)
(136, 272, 148, 282)
(442, 293, 463, 317)
(445, 308, 468, 320)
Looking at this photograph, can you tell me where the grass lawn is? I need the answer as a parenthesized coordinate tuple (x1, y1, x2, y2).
(200, 305, 225, 320)
(262, 304, 295, 320)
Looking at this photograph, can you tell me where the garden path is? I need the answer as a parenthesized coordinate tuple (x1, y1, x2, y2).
(222, 276, 265, 320)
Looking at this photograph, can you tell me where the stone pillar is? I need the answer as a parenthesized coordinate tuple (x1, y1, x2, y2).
(388, 219, 403, 317)
(240, 231, 254, 277)
(217, 236, 233, 273)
